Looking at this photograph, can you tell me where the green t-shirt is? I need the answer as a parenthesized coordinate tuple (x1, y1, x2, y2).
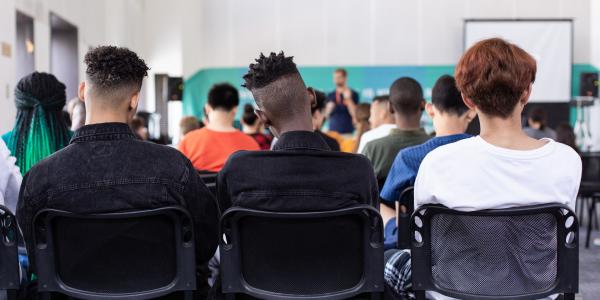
(362, 128, 431, 182)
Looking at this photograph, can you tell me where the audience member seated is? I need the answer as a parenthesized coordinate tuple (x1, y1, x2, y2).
(325, 68, 359, 134)
(342, 103, 371, 153)
(309, 87, 340, 151)
(524, 107, 556, 140)
(383, 38, 582, 300)
(0, 139, 21, 213)
(2, 72, 72, 174)
(16, 46, 219, 298)
(361, 77, 430, 190)
(241, 104, 273, 150)
(556, 122, 579, 153)
(179, 115, 203, 141)
(130, 116, 149, 140)
(357, 95, 396, 153)
(218, 52, 378, 212)
(178, 83, 260, 172)
(379, 75, 475, 248)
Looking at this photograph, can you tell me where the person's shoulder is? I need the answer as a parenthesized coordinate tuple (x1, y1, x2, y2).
(421, 136, 477, 163)
(549, 140, 581, 163)
(220, 149, 264, 174)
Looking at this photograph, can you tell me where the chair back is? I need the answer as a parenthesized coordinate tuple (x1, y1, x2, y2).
(220, 205, 384, 300)
(396, 187, 414, 249)
(411, 204, 578, 300)
(33, 206, 196, 300)
(0, 205, 19, 295)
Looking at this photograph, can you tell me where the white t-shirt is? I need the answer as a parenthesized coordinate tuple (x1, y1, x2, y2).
(414, 136, 581, 300)
(0, 140, 22, 213)
(415, 136, 581, 211)
(358, 124, 396, 154)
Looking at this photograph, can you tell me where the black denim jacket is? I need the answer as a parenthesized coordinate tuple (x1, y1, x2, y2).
(16, 123, 219, 295)
(218, 130, 379, 212)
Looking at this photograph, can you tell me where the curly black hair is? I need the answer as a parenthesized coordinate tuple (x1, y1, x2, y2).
(242, 51, 298, 89)
(208, 83, 239, 111)
(84, 46, 149, 91)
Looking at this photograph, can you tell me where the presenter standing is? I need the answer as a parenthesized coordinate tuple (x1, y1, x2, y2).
(326, 68, 359, 134)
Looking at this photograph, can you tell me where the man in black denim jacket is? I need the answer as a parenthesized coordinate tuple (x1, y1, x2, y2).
(16, 46, 219, 298)
(218, 52, 378, 213)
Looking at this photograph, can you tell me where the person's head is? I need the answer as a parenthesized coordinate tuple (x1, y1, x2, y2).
(555, 122, 578, 152)
(369, 95, 393, 129)
(80, 46, 149, 124)
(179, 116, 202, 137)
(130, 117, 148, 140)
(308, 87, 327, 131)
(333, 68, 348, 88)
(243, 52, 314, 137)
(425, 75, 475, 135)
(388, 77, 425, 128)
(241, 104, 261, 132)
(527, 107, 548, 130)
(205, 83, 239, 125)
(8, 72, 71, 173)
(455, 38, 536, 123)
(354, 103, 371, 130)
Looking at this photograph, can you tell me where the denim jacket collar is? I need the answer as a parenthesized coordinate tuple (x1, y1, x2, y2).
(71, 122, 137, 143)
(272, 130, 330, 151)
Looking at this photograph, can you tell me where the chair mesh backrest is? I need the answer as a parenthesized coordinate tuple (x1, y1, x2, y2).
(239, 215, 364, 294)
(430, 213, 557, 296)
(52, 215, 177, 293)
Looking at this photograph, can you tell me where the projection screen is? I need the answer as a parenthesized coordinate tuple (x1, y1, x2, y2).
(464, 20, 573, 103)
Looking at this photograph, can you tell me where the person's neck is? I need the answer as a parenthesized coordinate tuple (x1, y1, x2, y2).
(275, 118, 313, 137)
(433, 118, 467, 137)
(206, 111, 236, 132)
(85, 109, 130, 125)
(394, 114, 421, 131)
(478, 111, 545, 150)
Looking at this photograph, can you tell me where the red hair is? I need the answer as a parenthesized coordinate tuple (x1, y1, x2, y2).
(455, 38, 536, 118)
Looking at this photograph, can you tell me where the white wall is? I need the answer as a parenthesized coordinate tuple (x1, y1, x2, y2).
(181, 0, 592, 77)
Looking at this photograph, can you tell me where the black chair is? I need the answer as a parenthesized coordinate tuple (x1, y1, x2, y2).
(579, 152, 600, 248)
(198, 170, 218, 195)
(220, 205, 384, 300)
(0, 205, 19, 300)
(396, 187, 414, 250)
(33, 207, 196, 300)
(411, 204, 578, 300)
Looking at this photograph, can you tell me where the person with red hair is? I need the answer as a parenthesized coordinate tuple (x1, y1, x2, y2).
(383, 38, 582, 299)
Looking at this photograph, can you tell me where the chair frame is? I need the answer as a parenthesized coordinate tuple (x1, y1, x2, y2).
(220, 204, 384, 300)
(0, 205, 19, 300)
(33, 206, 197, 300)
(396, 187, 414, 250)
(411, 204, 578, 300)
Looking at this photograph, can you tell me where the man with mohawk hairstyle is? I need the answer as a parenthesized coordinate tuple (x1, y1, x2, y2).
(217, 51, 379, 212)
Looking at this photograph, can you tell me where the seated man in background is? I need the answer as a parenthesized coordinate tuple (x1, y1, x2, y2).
(179, 83, 259, 172)
(524, 107, 556, 140)
(361, 77, 430, 188)
(218, 52, 378, 212)
(309, 87, 340, 151)
(356, 95, 395, 153)
(384, 38, 581, 300)
(17, 46, 219, 298)
(379, 75, 475, 247)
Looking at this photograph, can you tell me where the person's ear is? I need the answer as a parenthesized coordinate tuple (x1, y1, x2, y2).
(388, 101, 395, 115)
(204, 104, 212, 115)
(520, 83, 533, 105)
(461, 93, 477, 110)
(420, 99, 426, 111)
(231, 106, 238, 117)
(78, 82, 86, 101)
(255, 109, 271, 127)
(129, 91, 140, 112)
(425, 102, 435, 118)
(464, 109, 477, 123)
(307, 88, 317, 109)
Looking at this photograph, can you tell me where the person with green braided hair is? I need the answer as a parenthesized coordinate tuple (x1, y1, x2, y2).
(2, 72, 72, 174)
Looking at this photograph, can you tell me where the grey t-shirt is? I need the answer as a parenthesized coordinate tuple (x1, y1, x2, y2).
(524, 126, 557, 140)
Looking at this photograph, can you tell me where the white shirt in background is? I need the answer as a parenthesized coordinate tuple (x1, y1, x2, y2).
(357, 123, 396, 154)
(0, 140, 22, 213)
(414, 136, 581, 300)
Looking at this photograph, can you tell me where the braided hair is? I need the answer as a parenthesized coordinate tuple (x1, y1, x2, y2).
(7, 72, 71, 173)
